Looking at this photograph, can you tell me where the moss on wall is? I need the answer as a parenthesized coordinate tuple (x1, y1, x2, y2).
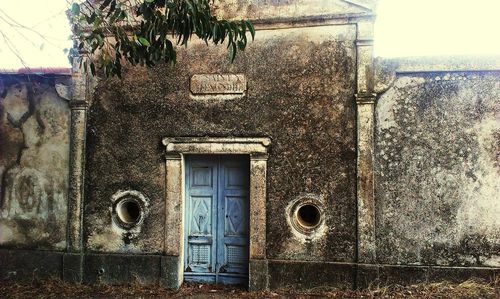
(84, 25, 358, 261)
(375, 71, 500, 267)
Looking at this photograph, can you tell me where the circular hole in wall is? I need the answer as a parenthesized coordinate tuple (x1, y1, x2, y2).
(111, 190, 149, 230)
(287, 195, 325, 237)
(297, 204, 321, 228)
(116, 198, 141, 224)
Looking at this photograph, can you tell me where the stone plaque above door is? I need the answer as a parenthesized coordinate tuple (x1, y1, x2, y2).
(190, 74, 247, 99)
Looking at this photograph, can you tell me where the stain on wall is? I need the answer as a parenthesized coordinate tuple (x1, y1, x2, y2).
(375, 71, 500, 267)
(213, 0, 374, 20)
(84, 25, 358, 261)
(0, 76, 70, 250)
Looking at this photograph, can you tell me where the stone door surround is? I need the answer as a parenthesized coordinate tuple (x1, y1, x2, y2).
(162, 137, 271, 290)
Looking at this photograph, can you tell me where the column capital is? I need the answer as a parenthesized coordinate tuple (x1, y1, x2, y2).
(250, 152, 269, 161)
(165, 152, 182, 160)
(69, 100, 88, 109)
(355, 93, 377, 105)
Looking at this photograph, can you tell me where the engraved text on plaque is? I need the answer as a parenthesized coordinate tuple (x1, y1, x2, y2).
(190, 74, 246, 95)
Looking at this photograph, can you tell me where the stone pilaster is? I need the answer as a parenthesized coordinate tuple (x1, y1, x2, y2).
(249, 153, 268, 260)
(64, 58, 90, 283)
(67, 93, 87, 252)
(163, 152, 184, 289)
(249, 153, 269, 291)
(355, 19, 377, 263)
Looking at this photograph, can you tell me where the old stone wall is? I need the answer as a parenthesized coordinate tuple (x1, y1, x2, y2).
(2, 0, 498, 290)
(374, 58, 500, 268)
(84, 24, 358, 262)
(0, 75, 71, 250)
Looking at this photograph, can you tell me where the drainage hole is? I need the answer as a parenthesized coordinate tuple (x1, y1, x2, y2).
(116, 198, 141, 224)
(297, 204, 321, 228)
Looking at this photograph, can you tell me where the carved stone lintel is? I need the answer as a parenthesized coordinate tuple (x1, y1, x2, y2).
(163, 137, 271, 155)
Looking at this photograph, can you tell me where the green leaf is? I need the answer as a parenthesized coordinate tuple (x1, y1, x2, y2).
(237, 40, 245, 51)
(70, 0, 256, 78)
(100, 0, 112, 10)
(213, 23, 220, 41)
(90, 62, 96, 76)
(106, 1, 117, 18)
(245, 20, 255, 41)
(229, 42, 237, 62)
(71, 3, 80, 15)
(138, 37, 151, 46)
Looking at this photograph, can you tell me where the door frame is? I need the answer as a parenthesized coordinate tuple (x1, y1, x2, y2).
(162, 137, 270, 290)
(183, 154, 250, 284)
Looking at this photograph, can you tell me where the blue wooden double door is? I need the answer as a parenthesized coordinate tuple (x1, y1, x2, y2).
(184, 155, 250, 284)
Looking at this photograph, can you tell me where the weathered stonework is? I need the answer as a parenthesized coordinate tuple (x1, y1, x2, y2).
(375, 59, 500, 268)
(0, 75, 71, 250)
(2, 0, 499, 291)
(66, 65, 90, 253)
(84, 24, 358, 265)
(213, 0, 375, 20)
(355, 18, 377, 264)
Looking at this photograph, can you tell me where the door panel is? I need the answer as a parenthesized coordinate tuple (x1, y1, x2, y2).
(184, 155, 249, 284)
(185, 159, 217, 276)
(217, 158, 249, 278)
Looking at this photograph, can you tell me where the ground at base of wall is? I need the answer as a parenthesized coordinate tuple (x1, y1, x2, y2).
(1, 279, 498, 299)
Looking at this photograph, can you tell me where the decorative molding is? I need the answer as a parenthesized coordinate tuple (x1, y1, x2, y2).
(391, 55, 500, 73)
(355, 39, 374, 46)
(162, 137, 271, 155)
(55, 83, 71, 101)
(341, 0, 375, 12)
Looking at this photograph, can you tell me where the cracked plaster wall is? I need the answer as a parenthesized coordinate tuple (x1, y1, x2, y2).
(375, 69, 500, 267)
(0, 75, 70, 250)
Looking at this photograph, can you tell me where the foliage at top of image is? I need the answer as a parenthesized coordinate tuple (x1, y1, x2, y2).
(69, 0, 255, 78)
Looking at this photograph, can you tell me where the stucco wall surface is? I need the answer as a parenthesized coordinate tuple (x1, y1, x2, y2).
(84, 24, 358, 261)
(0, 76, 71, 250)
(375, 69, 500, 267)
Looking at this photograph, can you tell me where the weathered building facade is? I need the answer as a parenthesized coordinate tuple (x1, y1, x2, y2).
(1, 0, 499, 290)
